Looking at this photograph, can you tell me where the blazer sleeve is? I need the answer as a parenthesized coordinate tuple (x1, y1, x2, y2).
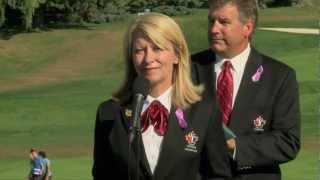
(201, 104, 232, 179)
(92, 100, 118, 180)
(235, 69, 301, 168)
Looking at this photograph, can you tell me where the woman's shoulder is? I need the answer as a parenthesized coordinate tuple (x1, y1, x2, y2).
(96, 99, 121, 122)
(98, 99, 118, 109)
(197, 93, 216, 107)
(189, 94, 217, 115)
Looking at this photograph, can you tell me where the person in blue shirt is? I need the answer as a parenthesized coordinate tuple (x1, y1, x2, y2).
(28, 148, 44, 180)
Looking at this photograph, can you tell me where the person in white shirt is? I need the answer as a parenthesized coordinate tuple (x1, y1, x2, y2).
(38, 151, 52, 180)
(92, 12, 232, 180)
(192, 0, 300, 179)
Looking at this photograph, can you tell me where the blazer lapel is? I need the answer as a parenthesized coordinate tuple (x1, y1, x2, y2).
(153, 106, 190, 178)
(229, 48, 264, 128)
(134, 133, 153, 178)
(120, 102, 153, 179)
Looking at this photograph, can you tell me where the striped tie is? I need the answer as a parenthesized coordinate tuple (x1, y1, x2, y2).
(217, 61, 233, 125)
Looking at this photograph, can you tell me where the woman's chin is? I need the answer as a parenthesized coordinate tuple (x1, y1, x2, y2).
(144, 77, 158, 86)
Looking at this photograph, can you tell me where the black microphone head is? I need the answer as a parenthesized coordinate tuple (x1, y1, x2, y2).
(132, 76, 149, 96)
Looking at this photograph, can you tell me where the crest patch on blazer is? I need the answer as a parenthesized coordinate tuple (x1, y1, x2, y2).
(184, 131, 199, 153)
(253, 115, 266, 132)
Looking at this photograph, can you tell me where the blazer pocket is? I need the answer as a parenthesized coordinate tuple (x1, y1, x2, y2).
(234, 106, 272, 134)
(250, 106, 272, 133)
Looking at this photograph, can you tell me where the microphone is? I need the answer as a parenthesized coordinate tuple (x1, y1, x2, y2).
(128, 76, 148, 180)
(129, 76, 148, 144)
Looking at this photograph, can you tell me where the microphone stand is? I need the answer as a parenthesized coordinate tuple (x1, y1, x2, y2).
(128, 94, 144, 180)
(136, 119, 141, 180)
(128, 120, 141, 180)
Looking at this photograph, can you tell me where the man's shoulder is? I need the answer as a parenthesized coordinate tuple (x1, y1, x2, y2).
(255, 50, 295, 73)
(191, 49, 215, 65)
(44, 158, 50, 164)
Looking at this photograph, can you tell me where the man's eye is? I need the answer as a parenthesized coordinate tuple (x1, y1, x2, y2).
(220, 19, 230, 25)
(208, 19, 215, 25)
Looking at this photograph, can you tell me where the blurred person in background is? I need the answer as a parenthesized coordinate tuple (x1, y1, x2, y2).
(28, 148, 44, 180)
(38, 151, 53, 180)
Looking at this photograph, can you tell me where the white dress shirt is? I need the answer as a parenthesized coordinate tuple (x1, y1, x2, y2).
(141, 86, 172, 174)
(215, 44, 251, 108)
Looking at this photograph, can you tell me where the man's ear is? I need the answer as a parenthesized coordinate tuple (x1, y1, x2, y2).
(243, 20, 254, 39)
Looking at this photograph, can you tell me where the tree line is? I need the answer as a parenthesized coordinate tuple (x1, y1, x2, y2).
(0, 0, 302, 31)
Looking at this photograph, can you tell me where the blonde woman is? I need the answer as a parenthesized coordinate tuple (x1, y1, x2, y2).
(92, 13, 231, 180)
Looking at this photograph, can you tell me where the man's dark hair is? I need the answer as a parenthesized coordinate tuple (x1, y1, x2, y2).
(38, 151, 47, 158)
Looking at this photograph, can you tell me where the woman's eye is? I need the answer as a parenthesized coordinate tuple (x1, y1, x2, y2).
(134, 48, 144, 54)
(153, 46, 162, 52)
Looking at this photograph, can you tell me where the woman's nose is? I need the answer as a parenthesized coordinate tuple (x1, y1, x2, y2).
(144, 48, 155, 63)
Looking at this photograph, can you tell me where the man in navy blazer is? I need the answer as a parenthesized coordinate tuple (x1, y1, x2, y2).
(191, 0, 300, 179)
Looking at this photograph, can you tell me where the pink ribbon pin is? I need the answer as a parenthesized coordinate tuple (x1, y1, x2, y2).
(252, 65, 263, 82)
(175, 108, 187, 129)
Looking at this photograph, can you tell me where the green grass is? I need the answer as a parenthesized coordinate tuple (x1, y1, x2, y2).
(258, 7, 318, 28)
(0, 7, 318, 180)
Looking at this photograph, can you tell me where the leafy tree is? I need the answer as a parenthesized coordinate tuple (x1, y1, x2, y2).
(258, 0, 300, 7)
(1, 0, 46, 30)
(1, 0, 303, 31)
(0, 0, 5, 27)
(128, 0, 157, 13)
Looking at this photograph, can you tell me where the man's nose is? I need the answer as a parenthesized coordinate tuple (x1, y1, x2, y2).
(209, 21, 220, 34)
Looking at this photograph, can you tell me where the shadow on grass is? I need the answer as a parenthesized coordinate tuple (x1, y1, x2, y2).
(0, 28, 24, 40)
(0, 24, 93, 40)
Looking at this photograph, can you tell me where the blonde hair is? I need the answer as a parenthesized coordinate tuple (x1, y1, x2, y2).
(113, 13, 203, 109)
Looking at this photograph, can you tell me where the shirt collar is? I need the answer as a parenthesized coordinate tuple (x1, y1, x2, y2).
(145, 86, 172, 112)
(215, 44, 251, 73)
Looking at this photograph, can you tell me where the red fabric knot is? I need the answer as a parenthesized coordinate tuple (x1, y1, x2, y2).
(217, 61, 233, 125)
(141, 100, 169, 136)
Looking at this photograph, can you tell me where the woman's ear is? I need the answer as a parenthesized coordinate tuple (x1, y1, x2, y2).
(173, 54, 179, 64)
